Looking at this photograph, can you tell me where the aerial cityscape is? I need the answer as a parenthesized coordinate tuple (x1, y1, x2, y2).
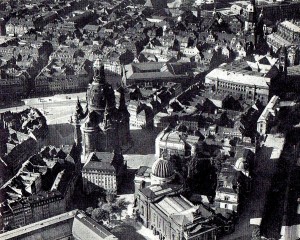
(0, 0, 299, 239)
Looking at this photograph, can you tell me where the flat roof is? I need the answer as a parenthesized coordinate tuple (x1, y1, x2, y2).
(0, 210, 77, 239)
(264, 134, 285, 160)
(206, 67, 270, 88)
(258, 95, 279, 122)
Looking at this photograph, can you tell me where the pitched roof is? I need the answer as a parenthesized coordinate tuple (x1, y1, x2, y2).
(83, 152, 115, 172)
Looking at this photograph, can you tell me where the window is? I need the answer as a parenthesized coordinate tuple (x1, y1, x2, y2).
(141, 205, 145, 216)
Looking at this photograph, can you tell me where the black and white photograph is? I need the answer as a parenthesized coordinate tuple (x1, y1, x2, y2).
(0, 0, 299, 239)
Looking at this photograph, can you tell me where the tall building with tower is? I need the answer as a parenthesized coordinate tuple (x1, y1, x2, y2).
(70, 59, 130, 162)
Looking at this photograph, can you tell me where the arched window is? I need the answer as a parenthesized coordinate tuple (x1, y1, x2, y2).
(141, 205, 145, 216)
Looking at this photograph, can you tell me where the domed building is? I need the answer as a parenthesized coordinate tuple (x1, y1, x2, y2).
(71, 59, 130, 161)
(151, 157, 175, 185)
(134, 154, 218, 240)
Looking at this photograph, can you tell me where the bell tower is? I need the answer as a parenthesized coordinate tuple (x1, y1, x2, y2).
(288, 46, 296, 67)
(245, 0, 256, 32)
(279, 45, 287, 80)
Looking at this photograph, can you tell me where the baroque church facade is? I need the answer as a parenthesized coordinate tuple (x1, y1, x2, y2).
(71, 59, 130, 162)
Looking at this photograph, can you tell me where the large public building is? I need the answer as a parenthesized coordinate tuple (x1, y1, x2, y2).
(135, 154, 222, 240)
(205, 55, 280, 106)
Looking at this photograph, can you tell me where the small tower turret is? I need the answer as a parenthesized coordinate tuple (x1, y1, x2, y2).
(279, 46, 288, 84)
(71, 97, 84, 147)
(117, 86, 131, 146)
(288, 46, 296, 67)
(279, 45, 287, 78)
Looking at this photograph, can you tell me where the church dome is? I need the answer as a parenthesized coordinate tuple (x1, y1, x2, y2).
(86, 59, 115, 113)
(152, 158, 174, 178)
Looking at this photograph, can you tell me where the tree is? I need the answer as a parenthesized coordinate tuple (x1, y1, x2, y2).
(111, 214, 118, 221)
(106, 193, 116, 204)
(102, 202, 113, 223)
(113, 198, 128, 220)
(86, 207, 94, 216)
(91, 208, 108, 222)
(97, 197, 104, 208)
(251, 226, 261, 240)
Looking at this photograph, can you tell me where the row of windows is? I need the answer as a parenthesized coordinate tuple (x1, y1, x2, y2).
(84, 174, 115, 179)
(215, 89, 266, 101)
(50, 83, 79, 87)
(191, 231, 215, 240)
(4, 202, 63, 227)
(217, 81, 255, 92)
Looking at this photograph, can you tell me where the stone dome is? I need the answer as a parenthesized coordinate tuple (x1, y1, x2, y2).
(86, 59, 115, 113)
(152, 158, 174, 178)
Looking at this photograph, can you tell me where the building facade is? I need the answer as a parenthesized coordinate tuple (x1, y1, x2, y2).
(122, 62, 195, 88)
(267, 20, 300, 52)
(214, 148, 254, 216)
(82, 151, 126, 194)
(205, 60, 280, 106)
(155, 129, 201, 158)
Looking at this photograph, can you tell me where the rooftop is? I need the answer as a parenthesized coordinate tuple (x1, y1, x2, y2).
(281, 20, 300, 33)
(206, 62, 274, 88)
(0, 210, 118, 240)
(258, 95, 279, 122)
(140, 183, 183, 199)
(83, 152, 115, 172)
(155, 195, 196, 218)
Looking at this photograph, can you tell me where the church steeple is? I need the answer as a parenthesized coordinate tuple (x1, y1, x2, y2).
(71, 97, 84, 150)
(75, 97, 84, 119)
